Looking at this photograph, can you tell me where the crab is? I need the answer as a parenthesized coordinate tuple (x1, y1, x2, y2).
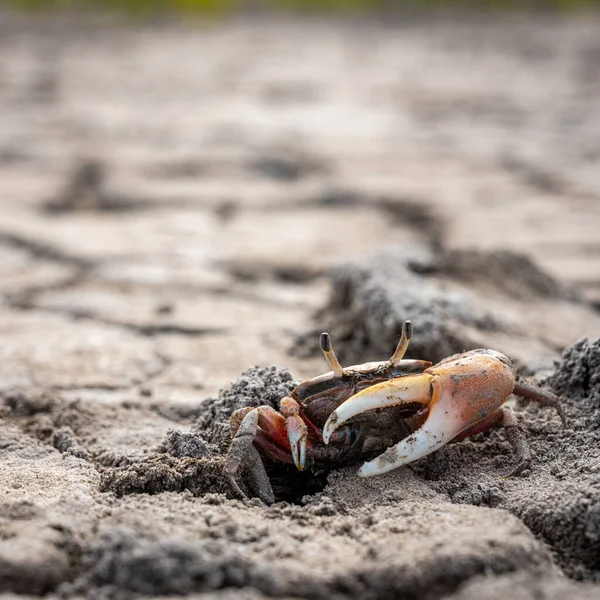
(225, 321, 566, 504)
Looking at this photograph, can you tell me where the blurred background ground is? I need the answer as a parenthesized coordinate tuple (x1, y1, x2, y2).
(1, 3, 600, 599)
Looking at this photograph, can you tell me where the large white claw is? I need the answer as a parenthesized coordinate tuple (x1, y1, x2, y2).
(358, 378, 466, 477)
(322, 374, 433, 445)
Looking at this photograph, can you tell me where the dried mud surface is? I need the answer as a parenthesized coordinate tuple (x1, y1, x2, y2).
(1, 11, 600, 600)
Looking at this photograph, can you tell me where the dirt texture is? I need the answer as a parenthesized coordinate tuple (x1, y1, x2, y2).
(1, 9, 600, 600)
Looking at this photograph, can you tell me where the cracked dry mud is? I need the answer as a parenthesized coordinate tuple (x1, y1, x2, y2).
(1, 10, 600, 600)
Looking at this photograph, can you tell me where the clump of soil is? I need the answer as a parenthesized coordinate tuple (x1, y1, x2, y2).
(300, 247, 492, 364)
(300, 247, 579, 367)
(158, 428, 218, 459)
(98, 367, 299, 500)
(99, 454, 231, 497)
(191, 365, 298, 452)
(549, 337, 600, 416)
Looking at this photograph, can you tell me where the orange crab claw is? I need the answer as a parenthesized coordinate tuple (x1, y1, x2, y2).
(323, 349, 516, 477)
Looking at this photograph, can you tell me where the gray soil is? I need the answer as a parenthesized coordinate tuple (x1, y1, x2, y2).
(1, 10, 600, 600)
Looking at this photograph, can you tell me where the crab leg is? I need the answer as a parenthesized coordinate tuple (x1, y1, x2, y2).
(499, 406, 531, 477)
(513, 381, 567, 426)
(226, 406, 287, 504)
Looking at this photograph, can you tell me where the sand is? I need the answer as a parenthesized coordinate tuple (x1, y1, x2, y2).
(1, 10, 600, 600)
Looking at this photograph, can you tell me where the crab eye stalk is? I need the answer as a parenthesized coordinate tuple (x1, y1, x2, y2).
(389, 320, 413, 367)
(320, 332, 344, 377)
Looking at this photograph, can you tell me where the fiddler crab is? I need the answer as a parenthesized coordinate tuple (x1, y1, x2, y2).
(226, 321, 566, 504)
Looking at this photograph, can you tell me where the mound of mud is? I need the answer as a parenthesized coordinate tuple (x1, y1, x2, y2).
(96, 367, 298, 500)
(299, 246, 598, 374)
(299, 247, 575, 366)
(191, 366, 298, 452)
(299, 247, 488, 364)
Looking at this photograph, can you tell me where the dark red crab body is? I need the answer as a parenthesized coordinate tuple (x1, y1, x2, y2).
(225, 321, 565, 504)
(284, 358, 432, 470)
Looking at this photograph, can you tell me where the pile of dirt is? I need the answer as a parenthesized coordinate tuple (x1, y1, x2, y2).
(298, 247, 575, 367)
(299, 247, 493, 364)
(191, 366, 298, 452)
(300, 247, 591, 372)
(98, 367, 300, 501)
(99, 454, 231, 498)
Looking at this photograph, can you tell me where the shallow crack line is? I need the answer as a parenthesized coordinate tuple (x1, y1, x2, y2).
(500, 156, 599, 201)
(42, 352, 173, 393)
(46, 383, 140, 392)
(257, 192, 445, 252)
(4, 270, 90, 308)
(43, 193, 219, 215)
(7, 303, 228, 338)
(134, 351, 172, 388)
(130, 323, 226, 336)
(217, 260, 325, 288)
(0, 230, 94, 269)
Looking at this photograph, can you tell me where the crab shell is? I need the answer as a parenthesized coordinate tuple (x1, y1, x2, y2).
(291, 358, 433, 429)
(322, 349, 515, 477)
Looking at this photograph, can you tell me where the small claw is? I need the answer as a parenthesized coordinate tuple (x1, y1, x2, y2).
(322, 373, 432, 444)
(512, 381, 567, 427)
(358, 377, 466, 477)
(286, 414, 308, 471)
